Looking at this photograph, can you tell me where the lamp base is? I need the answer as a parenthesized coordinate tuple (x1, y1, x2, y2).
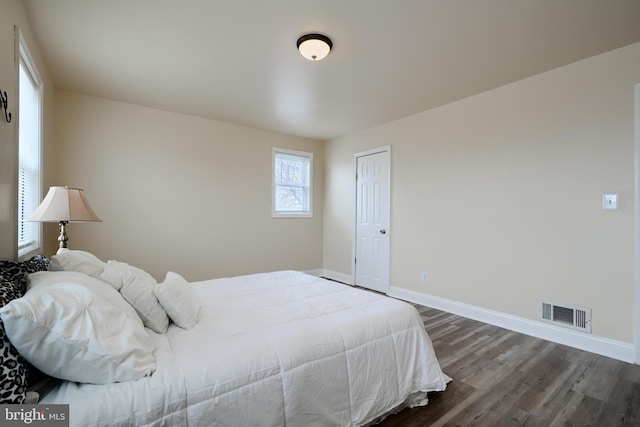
(58, 220, 69, 249)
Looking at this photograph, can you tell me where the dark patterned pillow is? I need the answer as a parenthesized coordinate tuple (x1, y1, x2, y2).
(0, 262, 28, 294)
(24, 255, 50, 275)
(0, 273, 28, 403)
(0, 255, 50, 294)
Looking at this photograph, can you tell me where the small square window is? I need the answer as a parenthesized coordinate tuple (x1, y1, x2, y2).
(272, 148, 312, 218)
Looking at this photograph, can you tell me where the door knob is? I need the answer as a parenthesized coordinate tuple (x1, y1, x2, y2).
(379, 229, 386, 234)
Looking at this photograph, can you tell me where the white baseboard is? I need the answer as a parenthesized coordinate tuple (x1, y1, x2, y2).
(303, 268, 324, 277)
(319, 269, 353, 285)
(389, 286, 635, 364)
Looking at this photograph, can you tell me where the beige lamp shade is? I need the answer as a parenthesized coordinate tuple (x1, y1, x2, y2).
(27, 186, 102, 222)
(27, 186, 101, 251)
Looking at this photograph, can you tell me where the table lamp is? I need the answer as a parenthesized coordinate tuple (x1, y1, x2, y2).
(26, 186, 102, 250)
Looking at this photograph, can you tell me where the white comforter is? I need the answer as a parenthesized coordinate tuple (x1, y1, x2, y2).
(42, 271, 449, 426)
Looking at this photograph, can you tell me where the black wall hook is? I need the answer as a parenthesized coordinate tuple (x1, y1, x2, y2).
(1, 89, 12, 123)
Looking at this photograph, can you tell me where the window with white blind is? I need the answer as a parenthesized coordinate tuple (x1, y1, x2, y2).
(17, 32, 43, 258)
(272, 148, 313, 218)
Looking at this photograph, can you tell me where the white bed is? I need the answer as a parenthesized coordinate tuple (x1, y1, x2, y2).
(30, 269, 449, 426)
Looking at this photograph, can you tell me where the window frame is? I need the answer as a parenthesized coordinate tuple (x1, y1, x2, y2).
(16, 28, 44, 260)
(272, 147, 313, 218)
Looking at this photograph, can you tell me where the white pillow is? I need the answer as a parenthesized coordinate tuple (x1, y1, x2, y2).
(49, 249, 106, 278)
(99, 260, 169, 334)
(155, 272, 201, 330)
(0, 271, 156, 384)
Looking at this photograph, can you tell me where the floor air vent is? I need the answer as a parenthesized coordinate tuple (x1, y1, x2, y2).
(540, 302, 591, 333)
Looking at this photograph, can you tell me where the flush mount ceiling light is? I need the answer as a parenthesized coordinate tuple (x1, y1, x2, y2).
(297, 33, 332, 61)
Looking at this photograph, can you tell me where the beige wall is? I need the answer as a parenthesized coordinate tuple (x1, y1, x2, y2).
(0, 0, 55, 261)
(53, 91, 324, 281)
(4, 0, 637, 346)
(324, 42, 640, 343)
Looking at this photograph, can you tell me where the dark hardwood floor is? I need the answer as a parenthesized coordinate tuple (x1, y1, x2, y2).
(376, 306, 640, 426)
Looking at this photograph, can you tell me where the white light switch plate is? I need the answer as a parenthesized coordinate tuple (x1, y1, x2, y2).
(602, 193, 618, 210)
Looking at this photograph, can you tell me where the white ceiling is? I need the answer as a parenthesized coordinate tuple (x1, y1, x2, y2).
(22, 0, 640, 141)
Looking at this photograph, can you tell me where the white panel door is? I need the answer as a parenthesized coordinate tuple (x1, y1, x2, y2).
(355, 150, 390, 293)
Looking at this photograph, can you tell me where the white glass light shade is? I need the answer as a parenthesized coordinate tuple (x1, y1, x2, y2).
(26, 186, 102, 223)
(297, 34, 332, 61)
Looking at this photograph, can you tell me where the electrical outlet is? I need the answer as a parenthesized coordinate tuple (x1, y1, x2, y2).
(421, 272, 429, 283)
